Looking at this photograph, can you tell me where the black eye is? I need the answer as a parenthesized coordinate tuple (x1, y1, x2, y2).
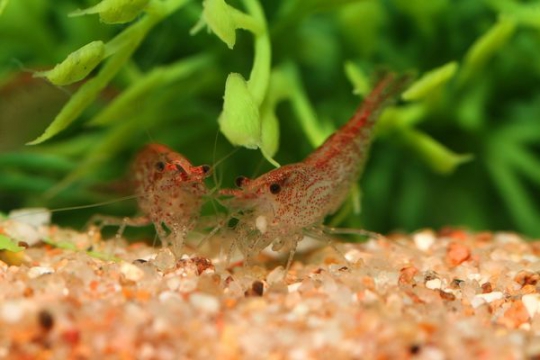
(201, 165, 211, 174)
(155, 161, 165, 172)
(235, 176, 247, 187)
(269, 183, 281, 194)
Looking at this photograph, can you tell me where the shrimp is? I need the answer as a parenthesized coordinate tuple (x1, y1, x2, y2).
(95, 143, 211, 255)
(220, 73, 409, 267)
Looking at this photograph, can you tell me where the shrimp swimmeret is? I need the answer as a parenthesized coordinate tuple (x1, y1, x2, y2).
(220, 73, 409, 268)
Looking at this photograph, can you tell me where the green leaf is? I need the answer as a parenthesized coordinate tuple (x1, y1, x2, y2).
(402, 61, 458, 101)
(27, 46, 135, 145)
(194, 0, 262, 49)
(27, 0, 189, 144)
(200, 0, 237, 48)
(70, 0, 151, 24)
(218, 73, 261, 149)
(33, 41, 106, 86)
(0, 234, 25, 253)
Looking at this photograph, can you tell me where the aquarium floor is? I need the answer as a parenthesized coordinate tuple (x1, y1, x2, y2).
(1, 220, 540, 359)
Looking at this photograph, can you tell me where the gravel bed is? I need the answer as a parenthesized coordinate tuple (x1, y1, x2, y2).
(1, 214, 540, 359)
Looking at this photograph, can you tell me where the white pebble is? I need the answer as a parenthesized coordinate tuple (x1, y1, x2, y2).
(166, 277, 181, 291)
(425, 278, 442, 290)
(9, 208, 51, 227)
(27, 266, 54, 279)
(3, 221, 41, 247)
(344, 249, 364, 263)
(467, 273, 482, 281)
(0, 301, 24, 323)
(471, 292, 504, 308)
(159, 291, 181, 302)
(154, 249, 176, 271)
(120, 262, 144, 282)
(267, 266, 286, 285)
(190, 293, 220, 314)
(255, 216, 268, 234)
(522, 294, 540, 318)
(421, 346, 445, 360)
(288, 282, 302, 293)
(414, 231, 435, 252)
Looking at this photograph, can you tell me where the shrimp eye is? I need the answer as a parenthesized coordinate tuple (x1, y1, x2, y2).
(269, 183, 281, 194)
(155, 161, 165, 172)
(235, 176, 247, 188)
(201, 165, 211, 174)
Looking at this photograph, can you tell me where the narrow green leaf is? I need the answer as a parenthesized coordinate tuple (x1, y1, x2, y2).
(282, 63, 331, 147)
(459, 16, 516, 84)
(243, 0, 271, 105)
(487, 159, 540, 236)
(259, 109, 279, 161)
(456, 80, 488, 131)
(90, 54, 212, 126)
(402, 129, 473, 174)
(27, 0, 188, 144)
(0, 0, 8, 15)
(376, 104, 426, 136)
(402, 61, 458, 101)
(0, 153, 74, 172)
(344, 61, 370, 96)
(506, 145, 540, 187)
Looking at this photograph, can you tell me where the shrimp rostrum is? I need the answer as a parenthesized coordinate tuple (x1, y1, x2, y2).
(220, 73, 409, 268)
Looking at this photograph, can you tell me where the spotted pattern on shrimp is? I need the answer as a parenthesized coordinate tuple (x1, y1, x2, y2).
(133, 143, 211, 250)
(221, 73, 410, 265)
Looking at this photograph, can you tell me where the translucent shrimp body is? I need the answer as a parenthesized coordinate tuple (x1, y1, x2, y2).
(133, 143, 211, 251)
(221, 74, 408, 264)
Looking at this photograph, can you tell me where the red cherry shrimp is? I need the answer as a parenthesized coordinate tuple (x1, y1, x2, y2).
(220, 73, 409, 268)
(132, 143, 212, 252)
(92, 143, 212, 255)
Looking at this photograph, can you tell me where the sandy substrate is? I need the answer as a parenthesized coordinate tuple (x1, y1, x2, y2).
(1, 214, 540, 359)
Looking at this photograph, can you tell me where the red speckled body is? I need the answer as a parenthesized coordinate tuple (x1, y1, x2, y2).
(133, 143, 210, 250)
(221, 74, 407, 262)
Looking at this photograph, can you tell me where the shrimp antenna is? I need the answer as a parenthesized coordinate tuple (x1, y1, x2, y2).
(207, 133, 239, 195)
(319, 225, 383, 240)
(11, 195, 138, 218)
(211, 130, 222, 191)
(144, 129, 156, 143)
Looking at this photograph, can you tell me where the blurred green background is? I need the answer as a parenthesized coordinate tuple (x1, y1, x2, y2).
(1, 0, 540, 238)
